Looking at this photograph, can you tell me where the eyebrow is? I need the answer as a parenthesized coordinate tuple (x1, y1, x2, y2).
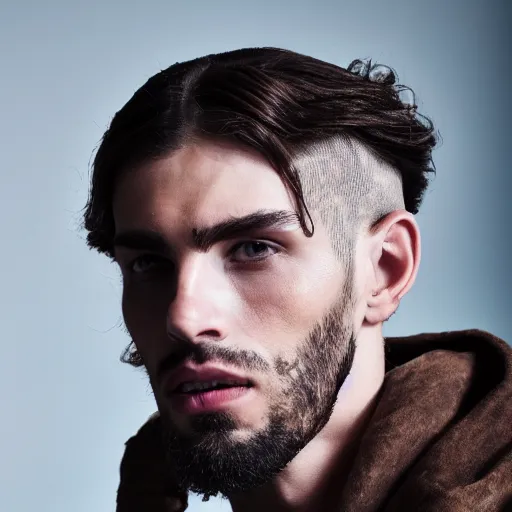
(113, 230, 168, 253)
(113, 209, 300, 254)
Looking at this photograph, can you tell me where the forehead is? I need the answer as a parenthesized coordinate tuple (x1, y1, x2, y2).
(113, 141, 296, 233)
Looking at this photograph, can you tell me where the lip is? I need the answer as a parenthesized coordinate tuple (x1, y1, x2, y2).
(169, 386, 253, 414)
(163, 364, 252, 395)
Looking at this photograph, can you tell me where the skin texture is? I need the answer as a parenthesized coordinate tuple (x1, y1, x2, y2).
(112, 138, 420, 511)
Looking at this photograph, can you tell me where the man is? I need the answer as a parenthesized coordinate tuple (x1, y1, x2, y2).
(84, 48, 511, 511)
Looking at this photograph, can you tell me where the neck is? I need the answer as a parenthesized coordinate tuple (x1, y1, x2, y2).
(229, 324, 384, 512)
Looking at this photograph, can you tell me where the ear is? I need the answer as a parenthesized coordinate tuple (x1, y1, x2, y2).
(365, 210, 420, 325)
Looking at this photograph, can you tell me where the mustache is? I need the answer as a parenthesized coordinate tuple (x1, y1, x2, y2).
(156, 339, 270, 386)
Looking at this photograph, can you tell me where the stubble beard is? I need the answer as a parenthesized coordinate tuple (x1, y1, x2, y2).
(159, 297, 357, 501)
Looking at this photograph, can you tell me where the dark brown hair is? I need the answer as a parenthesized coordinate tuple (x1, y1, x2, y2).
(84, 47, 437, 258)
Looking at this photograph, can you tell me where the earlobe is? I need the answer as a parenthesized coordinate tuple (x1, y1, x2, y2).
(366, 289, 400, 324)
(364, 211, 421, 325)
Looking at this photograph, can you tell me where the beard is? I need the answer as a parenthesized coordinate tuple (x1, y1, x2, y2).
(158, 296, 356, 501)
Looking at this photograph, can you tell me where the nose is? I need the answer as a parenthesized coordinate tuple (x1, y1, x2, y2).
(166, 255, 229, 344)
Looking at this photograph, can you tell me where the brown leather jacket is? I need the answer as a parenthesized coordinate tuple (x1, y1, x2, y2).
(116, 330, 512, 511)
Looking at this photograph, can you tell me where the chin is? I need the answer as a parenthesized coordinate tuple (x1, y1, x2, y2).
(162, 411, 276, 460)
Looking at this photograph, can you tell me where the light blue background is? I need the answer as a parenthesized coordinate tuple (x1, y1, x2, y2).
(1, 1, 510, 510)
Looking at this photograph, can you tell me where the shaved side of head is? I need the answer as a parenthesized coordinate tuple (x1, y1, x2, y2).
(295, 136, 405, 263)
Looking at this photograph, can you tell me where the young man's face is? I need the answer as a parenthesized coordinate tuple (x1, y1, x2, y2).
(112, 140, 358, 497)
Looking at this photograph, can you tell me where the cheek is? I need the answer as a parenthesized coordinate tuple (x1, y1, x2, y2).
(234, 257, 345, 350)
(121, 279, 172, 351)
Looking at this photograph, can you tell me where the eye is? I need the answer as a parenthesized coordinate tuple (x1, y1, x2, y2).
(130, 254, 169, 274)
(230, 241, 279, 262)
